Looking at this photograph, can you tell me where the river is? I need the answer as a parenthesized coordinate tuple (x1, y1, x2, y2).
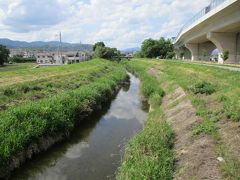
(10, 73, 148, 180)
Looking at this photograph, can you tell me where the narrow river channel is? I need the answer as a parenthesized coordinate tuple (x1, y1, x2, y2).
(10, 73, 148, 180)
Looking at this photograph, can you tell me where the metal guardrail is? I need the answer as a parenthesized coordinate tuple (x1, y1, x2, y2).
(175, 0, 227, 43)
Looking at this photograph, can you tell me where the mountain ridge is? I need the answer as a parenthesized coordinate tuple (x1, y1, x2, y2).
(0, 38, 93, 52)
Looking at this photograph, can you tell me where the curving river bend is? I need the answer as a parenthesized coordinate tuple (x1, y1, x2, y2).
(10, 73, 148, 180)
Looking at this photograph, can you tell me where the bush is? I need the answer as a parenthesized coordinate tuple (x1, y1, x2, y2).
(166, 51, 176, 59)
(189, 81, 215, 95)
(221, 50, 229, 61)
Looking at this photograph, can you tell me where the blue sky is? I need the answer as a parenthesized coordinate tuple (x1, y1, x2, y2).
(0, 0, 210, 49)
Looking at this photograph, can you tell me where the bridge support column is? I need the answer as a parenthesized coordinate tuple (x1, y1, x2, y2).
(185, 43, 199, 61)
(175, 46, 191, 60)
(237, 32, 240, 64)
(207, 32, 238, 64)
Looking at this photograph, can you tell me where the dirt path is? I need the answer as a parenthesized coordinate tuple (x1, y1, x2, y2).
(162, 87, 222, 180)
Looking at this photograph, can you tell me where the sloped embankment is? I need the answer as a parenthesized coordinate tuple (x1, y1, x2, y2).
(118, 61, 174, 180)
(0, 63, 127, 179)
(162, 87, 221, 179)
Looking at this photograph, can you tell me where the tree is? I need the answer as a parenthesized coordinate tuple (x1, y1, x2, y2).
(93, 42, 120, 61)
(0, 45, 10, 66)
(94, 45, 106, 58)
(221, 50, 229, 61)
(140, 37, 174, 59)
(141, 39, 158, 58)
(93, 42, 105, 51)
(166, 51, 176, 59)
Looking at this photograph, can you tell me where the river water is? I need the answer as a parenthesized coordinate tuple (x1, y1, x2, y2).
(10, 73, 148, 180)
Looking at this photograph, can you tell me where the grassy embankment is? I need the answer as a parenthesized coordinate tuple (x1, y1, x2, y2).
(118, 60, 174, 180)
(156, 60, 240, 179)
(0, 60, 117, 111)
(0, 59, 127, 177)
(121, 59, 240, 179)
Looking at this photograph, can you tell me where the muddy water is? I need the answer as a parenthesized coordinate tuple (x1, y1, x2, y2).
(10, 73, 148, 180)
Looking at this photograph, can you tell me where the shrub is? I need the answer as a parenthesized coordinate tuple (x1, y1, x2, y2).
(221, 50, 229, 61)
(189, 81, 215, 95)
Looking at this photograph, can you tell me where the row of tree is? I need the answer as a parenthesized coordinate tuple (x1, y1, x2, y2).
(137, 37, 175, 59)
(93, 38, 175, 61)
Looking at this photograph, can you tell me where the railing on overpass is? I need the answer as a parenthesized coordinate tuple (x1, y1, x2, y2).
(175, 0, 227, 43)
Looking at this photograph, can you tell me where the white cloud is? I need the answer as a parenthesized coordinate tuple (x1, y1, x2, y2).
(0, 0, 211, 48)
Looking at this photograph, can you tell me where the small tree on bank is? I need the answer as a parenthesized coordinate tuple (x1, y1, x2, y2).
(0, 45, 10, 66)
(221, 50, 229, 62)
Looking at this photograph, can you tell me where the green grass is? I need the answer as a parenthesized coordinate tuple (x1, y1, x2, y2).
(0, 63, 35, 72)
(159, 60, 240, 122)
(118, 60, 174, 180)
(0, 60, 127, 176)
(0, 60, 117, 111)
(189, 81, 216, 95)
(125, 58, 240, 179)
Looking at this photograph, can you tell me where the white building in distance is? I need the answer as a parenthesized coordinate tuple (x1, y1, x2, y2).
(36, 51, 91, 65)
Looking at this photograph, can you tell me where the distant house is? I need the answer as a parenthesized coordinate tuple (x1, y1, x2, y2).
(36, 53, 55, 64)
(36, 51, 91, 65)
(23, 51, 35, 58)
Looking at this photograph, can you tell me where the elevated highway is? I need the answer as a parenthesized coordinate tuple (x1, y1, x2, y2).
(174, 0, 240, 64)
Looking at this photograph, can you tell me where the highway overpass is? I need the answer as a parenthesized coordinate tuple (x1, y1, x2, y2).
(174, 0, 240, 64)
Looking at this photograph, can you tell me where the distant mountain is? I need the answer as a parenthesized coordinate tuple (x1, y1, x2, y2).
(121, 47, 140, 53)
(0, 38, 93, 52)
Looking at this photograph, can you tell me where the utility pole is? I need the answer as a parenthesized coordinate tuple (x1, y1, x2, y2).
(60, 32, 63, 64)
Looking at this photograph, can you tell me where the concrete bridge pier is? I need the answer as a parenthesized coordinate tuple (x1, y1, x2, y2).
(185, 43, 199, 61)
(175, 46, 191, 60)
(207, 32, 240, 64)
(185, 42, 216, 61)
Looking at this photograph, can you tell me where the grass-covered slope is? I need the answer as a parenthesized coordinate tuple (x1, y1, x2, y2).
(0, 59, 127, 177)
(0, 60, 115, 111)
(118, 60, 174, 180)
(158, 60, 240, 122)
(121, 58, 240, 179)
